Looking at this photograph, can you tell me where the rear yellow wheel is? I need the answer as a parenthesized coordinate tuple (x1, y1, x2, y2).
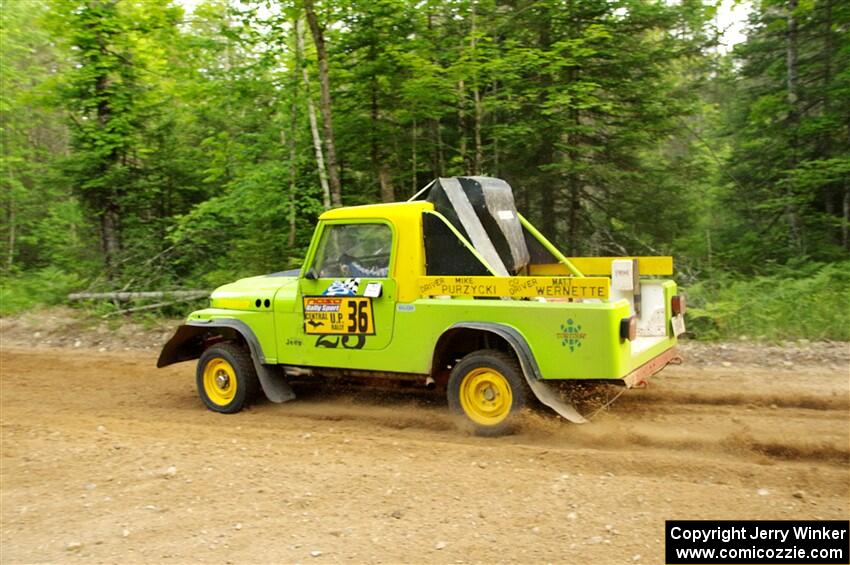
(196, 343, 259, 414)
(448, 350, 528, 436)
(458, 367, 513, 427)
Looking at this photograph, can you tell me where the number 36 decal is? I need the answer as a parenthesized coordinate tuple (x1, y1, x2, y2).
(303, 296, 376, 336)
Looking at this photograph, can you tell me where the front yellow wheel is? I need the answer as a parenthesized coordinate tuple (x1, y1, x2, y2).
(196, 343, 259, 414)
(458, 367, 513, 427)
(448, 350, 528, 436)
(202, 357, 238, 406)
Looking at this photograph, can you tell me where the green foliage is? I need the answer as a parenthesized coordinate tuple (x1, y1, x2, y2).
(707, 0, 850, 269)
(0, 268, 84, 315)
(168, 160, 325, 288)
(0, 0, 847, 341)
(1, 0, 84, 273)
(684, 262, 850, 340)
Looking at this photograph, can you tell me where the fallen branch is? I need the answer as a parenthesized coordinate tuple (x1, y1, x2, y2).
(68, 290, 209, 301)
(102, 296, 206, 318)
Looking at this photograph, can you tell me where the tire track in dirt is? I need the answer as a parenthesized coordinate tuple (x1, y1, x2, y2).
(623, 389, 849, 411)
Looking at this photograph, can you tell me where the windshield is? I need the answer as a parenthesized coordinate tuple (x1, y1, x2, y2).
(312, 223, 392, 278)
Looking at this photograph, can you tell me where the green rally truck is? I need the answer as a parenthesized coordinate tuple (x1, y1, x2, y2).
(158, 176, 686, 434)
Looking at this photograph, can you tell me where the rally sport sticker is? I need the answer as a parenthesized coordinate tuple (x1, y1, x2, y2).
(303, 296, 375, 336)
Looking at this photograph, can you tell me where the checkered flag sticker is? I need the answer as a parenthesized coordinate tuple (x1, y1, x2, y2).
(323, 278, 360, 296)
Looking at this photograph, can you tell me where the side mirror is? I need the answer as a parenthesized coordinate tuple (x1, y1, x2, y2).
(305, 268, 318, 280)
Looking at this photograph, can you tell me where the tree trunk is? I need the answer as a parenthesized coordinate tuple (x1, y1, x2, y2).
(432, 118, 444, 176)
(566, 184, 581, 256)
(471, 5, 482, 174)
(303, 0, 342, 207)
(68, 290, 209, 301)
(284, 129, 297, 246)
(95, 24, 121, 278)
(785, 0, 803, 251)
(370, 85, 394, 202)
(536, 9, 556, 243)
(101, 202, 121, 273)
(411, 117, 418, 195)
(473, 86, 483, 175)
(491, 80, 499, 178)
(786, 0, 799, 109)
(843, 181, 849, 250)
(457, 79, 468, 173)
(284, 19, 300, 244)
(296, 17, 331, 210)
(566, 117, 582, 253)
(820, 0, 839, 245)
(378, 165, 394, 203)
(6, 199, 15, 269)
(564, 44, 582, 255)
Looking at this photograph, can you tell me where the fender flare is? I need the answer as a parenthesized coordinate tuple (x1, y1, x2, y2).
(439, 322, 587, 424)
(157, 319, 294, 404)
(439, 322, 544, 381)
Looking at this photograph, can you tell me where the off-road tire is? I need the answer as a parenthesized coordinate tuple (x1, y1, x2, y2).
(196, 343, 260, 414)
(447, 349, 529, 436)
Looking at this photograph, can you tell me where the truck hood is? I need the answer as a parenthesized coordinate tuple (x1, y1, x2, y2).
(209, 271, 299, 310)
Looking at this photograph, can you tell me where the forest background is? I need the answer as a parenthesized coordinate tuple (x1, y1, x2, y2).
(1, 0, 848, 340)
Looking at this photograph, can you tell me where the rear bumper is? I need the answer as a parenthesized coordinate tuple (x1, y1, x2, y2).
(622, 346, 681, 388)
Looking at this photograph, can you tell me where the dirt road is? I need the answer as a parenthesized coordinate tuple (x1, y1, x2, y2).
(1, 343, 848, 564)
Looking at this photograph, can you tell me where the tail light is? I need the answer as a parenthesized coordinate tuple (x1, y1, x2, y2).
(671, 295, 686, 316)
(620, 316, 637, 341)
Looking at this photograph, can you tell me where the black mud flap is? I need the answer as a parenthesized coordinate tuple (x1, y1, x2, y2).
(157, 325, 208, 368)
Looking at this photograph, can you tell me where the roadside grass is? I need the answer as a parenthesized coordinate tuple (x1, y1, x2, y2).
(0, 267, 83, 316)
(0, 268, 205, 319)
(684, 261, 850, 341)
